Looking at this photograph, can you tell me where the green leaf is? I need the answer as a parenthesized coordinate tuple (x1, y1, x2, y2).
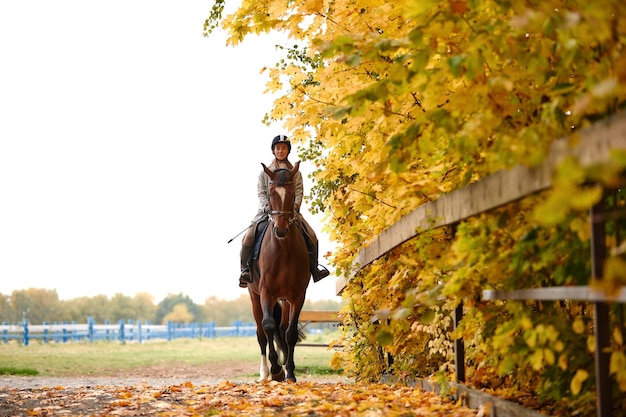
(390, 157, 406, 173)
(393, 307, 411, 320)
(448, 55, 465, 78)
(386, 134, 404, 155)
(610, 149, 626, 167)
(499, 356, 516, 375)
(333, 35, 355, 53)
(331, 106, 352, 120)
(408, 27, 423, 44)
(345, 53, 362, 67)
(376, 330, 394, 346)
(410, 50, 430, 72)
(420, 309, 436, 324)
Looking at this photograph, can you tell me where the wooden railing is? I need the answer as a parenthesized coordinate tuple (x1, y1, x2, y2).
(298, 310, 342, 348)
(336, 110, 626, 417)
(299, 310, 341, 323)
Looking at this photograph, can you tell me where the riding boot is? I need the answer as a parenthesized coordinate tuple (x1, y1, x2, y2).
(240, 244, 253, 288)
(309, 244, 330, 283)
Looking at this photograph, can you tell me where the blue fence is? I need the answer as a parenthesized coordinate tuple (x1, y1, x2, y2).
(0, 318, 257, 345)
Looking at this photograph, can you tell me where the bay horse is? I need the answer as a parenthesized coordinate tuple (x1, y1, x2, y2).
(248, 161, 310, 382)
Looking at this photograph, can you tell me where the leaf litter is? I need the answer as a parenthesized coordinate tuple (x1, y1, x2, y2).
(0, 381, 482, 416)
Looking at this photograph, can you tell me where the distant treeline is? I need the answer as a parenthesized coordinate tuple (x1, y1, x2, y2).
(0, 288, 344, 327)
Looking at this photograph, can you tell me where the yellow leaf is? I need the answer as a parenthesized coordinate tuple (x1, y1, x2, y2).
(614, 327, 624, 346)
(610, 351, 626, 374)
(587, 335, 596, 352)
(572, 318, 585, 334)
(558, 353, 568, 371)
(554, 340, 565, 352)
(569, 216, 590, 241)
(525, 330, 537, 348)
(520, 317, 533, 330)
(530, 349, 544, 371)
(570, 369, 589, 395)
(570, 185, 603, 210)
(610, 351, 626, 391)
(603, 257, 626, 295)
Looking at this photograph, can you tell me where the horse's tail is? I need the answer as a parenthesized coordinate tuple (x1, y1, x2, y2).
(292, 323, 306, 343)
(297, 326, 306, 342)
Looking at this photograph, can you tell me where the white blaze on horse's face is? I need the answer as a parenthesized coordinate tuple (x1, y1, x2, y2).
(271, 185, 291, 238)
(275, 187, 287, 207)
(262, 161, 299, 239)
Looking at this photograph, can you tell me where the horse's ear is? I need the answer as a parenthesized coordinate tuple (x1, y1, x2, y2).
(293, 161, 300, 174)
(262, 163, 274, 178)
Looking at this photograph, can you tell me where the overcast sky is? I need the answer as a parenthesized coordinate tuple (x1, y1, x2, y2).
(0, 0, 338, 304)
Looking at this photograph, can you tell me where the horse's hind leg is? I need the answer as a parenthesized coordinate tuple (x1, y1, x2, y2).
(274, 301, 289, 365)
(284, 298, 306, 382)
(261, 299, 285, 381)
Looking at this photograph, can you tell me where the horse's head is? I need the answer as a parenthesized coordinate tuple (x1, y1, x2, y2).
(262, 161, 300, 238)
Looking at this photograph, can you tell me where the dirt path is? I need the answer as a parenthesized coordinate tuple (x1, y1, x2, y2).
(0, 362, 257, 389)
(0, 363, 356, 416)
(0, 361, 349, 389)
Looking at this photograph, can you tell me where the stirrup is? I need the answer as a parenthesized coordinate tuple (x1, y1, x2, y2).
(312, 265, 330, 282)
(239, 269, 252, 288)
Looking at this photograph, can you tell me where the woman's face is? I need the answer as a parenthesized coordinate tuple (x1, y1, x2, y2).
(273, 143, 289, 160)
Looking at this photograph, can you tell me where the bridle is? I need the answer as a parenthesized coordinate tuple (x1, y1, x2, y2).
(267, 177, 298, 237)
(268, 207, 297, 219)
(267, 209, 298, 224)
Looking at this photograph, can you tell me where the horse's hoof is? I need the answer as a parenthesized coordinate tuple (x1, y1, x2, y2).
(271, 368, 285, 382)
(286, 376, 297, 383)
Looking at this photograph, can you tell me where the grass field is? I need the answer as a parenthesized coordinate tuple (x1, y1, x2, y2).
(0, 334, 341, 378)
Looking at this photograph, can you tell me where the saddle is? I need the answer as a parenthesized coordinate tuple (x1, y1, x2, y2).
(251, 219, 270, 275)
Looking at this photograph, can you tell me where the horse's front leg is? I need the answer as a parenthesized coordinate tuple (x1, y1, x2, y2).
(284, 299, 305, 382)
(257, 330, 270, 381)
(261, 299, 284, 381)
(250, 290, 270, 381)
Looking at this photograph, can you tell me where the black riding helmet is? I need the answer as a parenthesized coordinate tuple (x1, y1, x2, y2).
(271, 134, 291, 153)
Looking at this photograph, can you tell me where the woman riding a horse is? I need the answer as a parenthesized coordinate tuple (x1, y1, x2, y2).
(238, 134, 330, 382)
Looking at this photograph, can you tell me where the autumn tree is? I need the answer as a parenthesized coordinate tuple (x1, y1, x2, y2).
(4, 289, 63, 323)
(204, 295, 254, 326)
(63, 295, 112, 323)
(208, 0, 626, 414)
(156, 293, 205, 324)
(106, 293, 142, 322)
(0, 294, 9, 323)
(163, 304, 194, 324)
(131, 292, 158, 323)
